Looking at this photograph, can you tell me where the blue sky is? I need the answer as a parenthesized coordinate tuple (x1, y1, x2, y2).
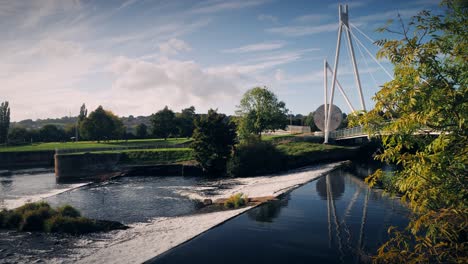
(0, 0, 441, 121)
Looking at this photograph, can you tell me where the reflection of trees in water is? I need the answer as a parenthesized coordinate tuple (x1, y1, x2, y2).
(247, 194, 290, 222)
(316, 171, 345, 200)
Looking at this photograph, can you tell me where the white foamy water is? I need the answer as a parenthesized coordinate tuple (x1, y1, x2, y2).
(0, 171, 89, 210)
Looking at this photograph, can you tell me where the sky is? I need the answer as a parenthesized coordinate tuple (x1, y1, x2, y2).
(0, 0, 442, 121)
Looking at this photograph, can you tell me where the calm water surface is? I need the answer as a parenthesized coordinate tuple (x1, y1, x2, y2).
(152, 164, 409, 264)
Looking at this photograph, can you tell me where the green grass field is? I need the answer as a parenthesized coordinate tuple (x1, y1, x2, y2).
(0, 138, 192, 152)
(276, 141, 346, 156)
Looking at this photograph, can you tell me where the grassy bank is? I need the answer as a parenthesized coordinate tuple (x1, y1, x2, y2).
(0, 138, 192, 152)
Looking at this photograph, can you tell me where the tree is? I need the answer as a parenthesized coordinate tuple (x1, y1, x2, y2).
(150, 106, 176, 140)
(80, 106, 124, 142)
(176, 106, 196, 138)
(135, 123, 148, 139)
(236, 87, 288, 138)
(38, 124, 66, 142)
(0, 101, 10, 144)
(8, 127, 30, 145)
(304, 112, 318, 132)
(358, 2, 467, 262)
(78, 103, 87, 122)
(192, 109, 237, 176)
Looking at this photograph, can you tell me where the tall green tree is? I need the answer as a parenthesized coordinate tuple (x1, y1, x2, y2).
(358, 1, 467, 262)
(80, 106, 124, 142)
(78, 103, 87, 122)
(38, 124, 66, 142)
(0, 101, 10, 144)
(151, 106, 176, 140)
(236, 87, 288, 138)
(192, 109, 237, 176)
(8, 127, 30, 145)
(176, 106, 196, 138)
(135, 123, 148, 138)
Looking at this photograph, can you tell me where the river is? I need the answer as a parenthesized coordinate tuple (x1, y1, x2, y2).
(0, 162, 409, 263)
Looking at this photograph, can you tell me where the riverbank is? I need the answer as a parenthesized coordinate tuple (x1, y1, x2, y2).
(72, 162, 346, 264)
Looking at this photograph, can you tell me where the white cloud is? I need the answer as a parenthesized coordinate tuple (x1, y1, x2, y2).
(267, 22, 337, 37)
(190, 0, 269, 14)
(222, 41, 286, 53)
(294, 14, 330, 23)
(107, 56, 249, 115)
(257, 14, 278, 23)
(158, 38, 192, 56)
(327, 1, 367, 9)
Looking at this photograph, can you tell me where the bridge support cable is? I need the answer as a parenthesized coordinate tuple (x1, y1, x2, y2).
(352, 28, 380, 90)
(350, 23, 377, 46)
(348, 28, 394, 79)
(326, 62, 356, 112)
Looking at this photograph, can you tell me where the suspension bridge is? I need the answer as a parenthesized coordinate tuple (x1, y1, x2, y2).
(314, 5, 394, 143)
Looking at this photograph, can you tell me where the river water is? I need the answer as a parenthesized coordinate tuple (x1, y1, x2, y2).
(151, 163, 409, 264)
(0, 162, 409, 263)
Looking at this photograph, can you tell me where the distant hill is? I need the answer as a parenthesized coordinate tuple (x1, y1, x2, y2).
(12, 115, 152, 132)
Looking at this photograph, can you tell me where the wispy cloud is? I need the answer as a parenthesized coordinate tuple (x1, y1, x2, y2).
(190, 0, 269, 14)
(354, 8, 422, 24)
(258, 14, 278, 23)
(327, 1, 367, 9)
(294, 14, 331, 23)
(266, 23, 337, 37)
(222, 41, 286, 53)
(159, 38, 191, 56)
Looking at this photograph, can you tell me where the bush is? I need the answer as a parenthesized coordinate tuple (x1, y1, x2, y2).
(20, 207, 54, 231)
(44, 215, 98, 234)
(0, 202, 127, 235)
(4, 211, 22, 229)
(227, 140, 286, 177)
(57, 205, 81, 218)
(15, 201, 51, 215)
(224, 193, 249, 209)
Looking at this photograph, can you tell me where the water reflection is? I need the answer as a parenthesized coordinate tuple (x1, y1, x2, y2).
(316, 170, 345, 200)
(247, 195, 289, 222)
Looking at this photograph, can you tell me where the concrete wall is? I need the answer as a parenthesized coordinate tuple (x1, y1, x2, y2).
(55, 153, 122, 183)
(0, 151, 55, 169)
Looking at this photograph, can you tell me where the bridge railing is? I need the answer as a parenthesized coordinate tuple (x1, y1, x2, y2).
(329, 126, 365, 139)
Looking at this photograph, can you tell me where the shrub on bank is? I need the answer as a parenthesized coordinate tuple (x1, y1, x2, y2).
(57, 205, 81, 218)
(227, 139, 286, 177)
(224, 193, 249, 209)
(0, 202, 126, 235)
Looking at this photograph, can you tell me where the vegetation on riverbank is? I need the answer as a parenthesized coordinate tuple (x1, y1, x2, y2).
(0, 138, 191, 152)
(224, 193, 249, 209)
(227, 139, 352, 177)
(355, 2, 468, 262)
(0, 202, 127, 235)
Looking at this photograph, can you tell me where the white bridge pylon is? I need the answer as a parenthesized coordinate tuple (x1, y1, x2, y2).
(324, 4, 366, 144)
